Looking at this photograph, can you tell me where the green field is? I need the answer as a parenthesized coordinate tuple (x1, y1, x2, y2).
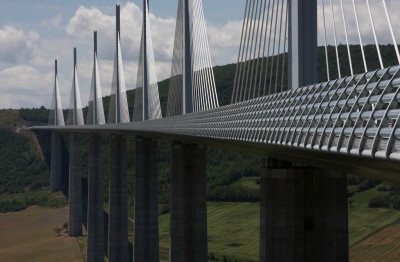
(159, 202, 260, 261)
(3, 184, 400, 261)
(0, 190, 66, 202)
(0, 191, 68, 213)
(231, 177, 260, 191)
(159, 185, 399, 261)
(84, 185, 400, 261)
(348, 187, 400, 246)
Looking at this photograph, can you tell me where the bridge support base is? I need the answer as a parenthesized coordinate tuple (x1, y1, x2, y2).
(108, 135, 129, 262)
(260, 160, 348, 262)
(50, 132, 63, 192)
(68, 133, 82, 237)
(87, 134, 104, 262)
(170, 143, 208, 262)
(134, 137, 159, 262)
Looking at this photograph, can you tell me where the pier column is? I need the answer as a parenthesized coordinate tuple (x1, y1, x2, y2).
(108, 135, 129, 262)
(134, 137, 159, 262)
(170, 143, 207, 262)
(260, 160, 348, 262)
(68, 133, 82, 237)
(50, 132, 63, 192)
(87, 133, 104, 262)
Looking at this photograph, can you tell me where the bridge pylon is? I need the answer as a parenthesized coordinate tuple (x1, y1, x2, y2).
(260, 1, 349, 261)
(108, 5, 129, 262)
(133, 0, 162, 121)
(49, 60, 64, 193)
(86, 31, 105, 262)
(288, 0, 318, 89)
(166, 0, 219, 116)
(133, 2, 161, 262)
(67, 48, 84, 237)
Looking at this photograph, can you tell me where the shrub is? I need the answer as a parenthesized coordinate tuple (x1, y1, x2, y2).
(369, 196, 390, 208)
(347, 175, 362, 185)
(208, 252, 216, 260)
(347, 190, 355, 198)
(377, 185, 390, 192)
(393, 198, 400, 211)
(54, 227, 62, 237)
(159, 204, 169, 215)
(348, 198, 354, 208)
(358, 179, 381, 192)
(208, 185, 259, 202)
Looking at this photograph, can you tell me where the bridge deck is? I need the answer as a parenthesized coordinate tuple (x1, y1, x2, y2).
(34, 66, 400, 182)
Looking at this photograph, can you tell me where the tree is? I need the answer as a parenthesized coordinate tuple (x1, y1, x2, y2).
(54, 227, 62, 237)
(62, 222, 68, 233)
(348, 198, 354, 208)
(369, 196, 389, 208)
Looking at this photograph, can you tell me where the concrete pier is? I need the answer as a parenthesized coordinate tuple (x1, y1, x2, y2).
(134, 137, 159, 262)
(50, 132, 63, 192)
(108, 135, 129, 262)
(87, 134, 104, 262)
(170, 143, 208, 262)
(260, 160, 348, 262)
(68, 133, 83, 237)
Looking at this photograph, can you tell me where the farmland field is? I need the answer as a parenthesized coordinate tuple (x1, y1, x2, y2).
(0, 206, 83, 262)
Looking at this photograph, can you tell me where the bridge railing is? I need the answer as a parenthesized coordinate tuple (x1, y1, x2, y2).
(120, 65, 400, 161)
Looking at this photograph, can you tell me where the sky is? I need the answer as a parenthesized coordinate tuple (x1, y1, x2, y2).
(0, 0, 245, 109)
(0, 0, 399, 109)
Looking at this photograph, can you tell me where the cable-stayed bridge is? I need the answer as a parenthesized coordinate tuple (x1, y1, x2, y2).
(33, 0, 400, 261)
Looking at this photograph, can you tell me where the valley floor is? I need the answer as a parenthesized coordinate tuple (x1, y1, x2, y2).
(350, 224, 400, 262)
(1, 185, 400, 261)
(0, 206, 83, 262)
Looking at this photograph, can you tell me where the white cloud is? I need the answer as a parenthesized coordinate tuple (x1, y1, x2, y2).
(40, 13, 63, 29)
(0, 2, 241, 108)
(3, 1, 399, 110)
(207, 20, 242, 65)
(0, 26, 40, 65)
(317, 0, 400, 46)
(66, 3, 175, 63)
(65, 2, 242, 79)
(0, 66, 54, 108)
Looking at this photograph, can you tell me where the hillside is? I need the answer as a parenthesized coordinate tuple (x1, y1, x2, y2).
(0, 110, 48, 194)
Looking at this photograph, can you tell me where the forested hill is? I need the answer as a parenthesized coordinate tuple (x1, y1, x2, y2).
(1, 44, 399, 197)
